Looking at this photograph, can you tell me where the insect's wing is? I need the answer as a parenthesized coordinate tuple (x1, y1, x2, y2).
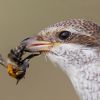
(0, 54, 7, 68)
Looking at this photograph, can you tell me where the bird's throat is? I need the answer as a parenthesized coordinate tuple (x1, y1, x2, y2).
(47, 44, 100, 100)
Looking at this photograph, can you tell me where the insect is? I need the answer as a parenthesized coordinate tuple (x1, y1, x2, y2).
(0, 43, 40, 84)
(0, 54, 28, 84)
(7, 43, 41, 84)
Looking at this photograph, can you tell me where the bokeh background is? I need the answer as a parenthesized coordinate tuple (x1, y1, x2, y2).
(0, 0, 99, 100)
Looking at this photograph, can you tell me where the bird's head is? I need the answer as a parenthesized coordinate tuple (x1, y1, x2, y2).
(22, 19, 100, 49)
(16, 19, 100, 71)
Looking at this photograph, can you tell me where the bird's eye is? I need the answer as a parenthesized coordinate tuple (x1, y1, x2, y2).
(58, 31, 71, 40)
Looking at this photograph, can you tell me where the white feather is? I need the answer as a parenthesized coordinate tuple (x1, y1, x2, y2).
(47, 43, 100, 100)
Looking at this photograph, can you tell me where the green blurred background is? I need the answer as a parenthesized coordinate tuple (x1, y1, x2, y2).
(0, 0, 99, 100)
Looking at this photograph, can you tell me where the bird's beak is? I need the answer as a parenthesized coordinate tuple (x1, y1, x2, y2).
(22, 36, 55, 53)
(26, 41, 53, 52)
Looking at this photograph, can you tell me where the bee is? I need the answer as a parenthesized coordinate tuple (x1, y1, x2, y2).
(0, 53, 28, 84)
(0, 43, 40, 84)
(7, 44, 41, 84)
(7, 58, 29, 85)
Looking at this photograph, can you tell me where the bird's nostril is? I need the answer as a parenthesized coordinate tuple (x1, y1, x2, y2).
(37, 36, 44, 41)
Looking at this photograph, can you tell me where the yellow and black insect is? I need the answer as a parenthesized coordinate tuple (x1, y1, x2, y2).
(9, 44, 40, 84)
(0, 44, 40, 84)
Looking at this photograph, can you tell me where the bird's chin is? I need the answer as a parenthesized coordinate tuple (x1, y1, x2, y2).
(46, 49, 63, 66)
(47, 52, 58, 64)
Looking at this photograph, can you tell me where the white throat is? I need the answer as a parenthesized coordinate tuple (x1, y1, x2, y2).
(47, 44, 100, 100)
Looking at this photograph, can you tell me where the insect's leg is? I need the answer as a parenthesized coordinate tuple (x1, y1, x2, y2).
(21, 52, 41, 63)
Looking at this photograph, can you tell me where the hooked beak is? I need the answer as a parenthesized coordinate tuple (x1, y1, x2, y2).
(22, 36, 54, 53)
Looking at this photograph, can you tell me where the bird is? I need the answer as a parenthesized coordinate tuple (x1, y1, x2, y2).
(9, 19, 100, 100)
